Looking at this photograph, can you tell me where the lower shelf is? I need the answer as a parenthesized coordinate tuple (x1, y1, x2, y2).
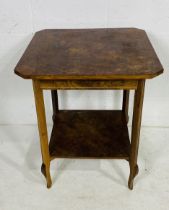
(49, 110, 130, 159)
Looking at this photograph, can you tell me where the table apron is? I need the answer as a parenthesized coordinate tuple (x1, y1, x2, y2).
(38, 80, 138, 90)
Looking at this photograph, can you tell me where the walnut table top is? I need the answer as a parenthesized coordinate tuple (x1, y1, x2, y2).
(15, 28, 163, 80)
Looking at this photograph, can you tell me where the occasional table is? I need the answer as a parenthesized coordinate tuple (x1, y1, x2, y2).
(14, 28, 163, 190)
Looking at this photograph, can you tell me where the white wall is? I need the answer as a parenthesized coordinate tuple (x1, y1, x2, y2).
(0, 0, 169, 126)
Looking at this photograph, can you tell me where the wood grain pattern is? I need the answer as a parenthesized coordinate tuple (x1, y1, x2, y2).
(49, 110, 130, 159)
(39, 79, 138, 90)
(14, 28, 163, 80)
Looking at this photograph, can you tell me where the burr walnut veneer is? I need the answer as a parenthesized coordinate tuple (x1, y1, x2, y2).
(14, 28, 163, 189)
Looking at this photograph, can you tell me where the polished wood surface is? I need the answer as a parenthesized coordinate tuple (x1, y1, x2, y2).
(49, 110, 130, 159)
(15, 28, 163, 80)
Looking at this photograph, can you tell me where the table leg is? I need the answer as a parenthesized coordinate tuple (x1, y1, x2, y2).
(51, 90, 58, 122)
(122, 90, 130, 123)
(128, 80, 145, 190)
(33, 80, 52, 188)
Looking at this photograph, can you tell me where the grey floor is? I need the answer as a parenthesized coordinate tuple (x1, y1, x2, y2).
(0, 125, 169, 210)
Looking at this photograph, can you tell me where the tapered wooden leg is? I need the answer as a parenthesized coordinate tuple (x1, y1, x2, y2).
(51, 90, 58, 122)
(128, 80, 145, 190)
(33, 80, 52, 188)
(122, 90, 130, 123)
